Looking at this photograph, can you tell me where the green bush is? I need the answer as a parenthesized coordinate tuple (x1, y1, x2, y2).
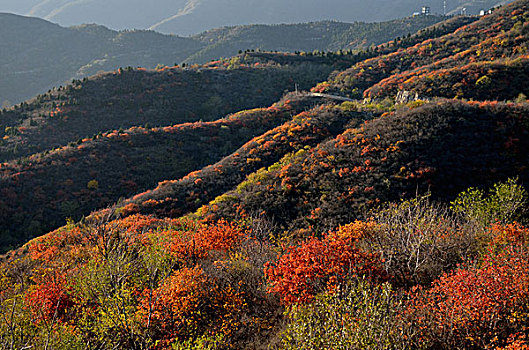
(171, 333, 226, 350)
(450, 178, 527, 228)
(279, 279, 412, 350)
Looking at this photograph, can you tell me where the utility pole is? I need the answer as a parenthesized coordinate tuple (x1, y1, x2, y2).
(444, 0, 447, 16)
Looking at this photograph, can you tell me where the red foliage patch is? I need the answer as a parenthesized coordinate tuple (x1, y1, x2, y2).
(265, 221, 388, 304)
(170, 219, 247, 265)
(405, 240, 529, 348)
(26, 278, 75, 324)
(138, 267, 243, 348)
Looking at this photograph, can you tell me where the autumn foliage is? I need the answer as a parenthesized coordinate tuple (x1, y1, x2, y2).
(169, 219, 247, 265)
(2, 180, 529, 349)
(138, 266, 244, 348)
(405, 225, 529, 349)
(265, 221, 388, 304)
(25, 277, 76, 324)
(3, 0, 529, 348)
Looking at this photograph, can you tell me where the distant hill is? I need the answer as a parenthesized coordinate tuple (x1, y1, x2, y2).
(0, 0, 513, 35)
(0, 12, 446, 105)
(0, 13, 200, 105)
(187, 16, 447, 63)
(0, 52, 357, 162)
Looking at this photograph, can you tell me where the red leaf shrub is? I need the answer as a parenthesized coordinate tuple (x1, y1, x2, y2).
(265, 221, 388, 304)
(26, 278, 75, 324)
(170, 219, 247, 265)
(405, 242, 529, 349)
(138, 266, 243, 348)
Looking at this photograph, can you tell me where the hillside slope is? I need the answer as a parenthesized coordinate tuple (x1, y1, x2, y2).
(195, 101, 529, 234)
(0, 53, 339, 162)
(115, 0, 529, 233)
(123, 100, 378, 219)
(317, 0, 529, 101)
(0, 51, 357, 249)
(0, 96, 319, 250)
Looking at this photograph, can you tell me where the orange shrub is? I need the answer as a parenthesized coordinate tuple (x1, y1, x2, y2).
(170, 220, 246, 265)
(405, 246, 529, 349)
(488, 222, 529, 248)
(139, 267, 243, 348)
(28, 225, 85, 265)
(265, 221, 387, 305)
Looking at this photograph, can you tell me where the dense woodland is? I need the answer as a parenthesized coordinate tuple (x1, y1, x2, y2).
(2, 0, 529, 349)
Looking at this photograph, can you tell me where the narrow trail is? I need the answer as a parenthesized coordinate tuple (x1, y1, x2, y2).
(307, 92, 355, 102)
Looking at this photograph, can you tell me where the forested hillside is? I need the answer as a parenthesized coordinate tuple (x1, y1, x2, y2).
(0, 53, 356, 249)
(0, 97, 319, 250)
(192, 101, 529, 234)
(1, 0, 529, 349)
(0, 53, 340, 162)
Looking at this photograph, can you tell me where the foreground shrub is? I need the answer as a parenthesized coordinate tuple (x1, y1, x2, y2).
(405, 242, 529, 349)
(139, 267, 244, 348)
(169, 219, 247, 266)
(279, 279, 411, 350)
(368, 196, 477, 287)
(265, 221, 388, 304)
(25, 277, 76, 325)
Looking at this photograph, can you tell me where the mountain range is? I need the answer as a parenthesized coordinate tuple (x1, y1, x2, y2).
(0, 12, 445, 105)
(1, 0, 513, 35)
(0, 0, 524, 252)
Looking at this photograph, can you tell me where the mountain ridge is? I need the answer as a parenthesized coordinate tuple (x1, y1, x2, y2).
(0, 12, 446, 105)
(0, 0, 514, 34)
